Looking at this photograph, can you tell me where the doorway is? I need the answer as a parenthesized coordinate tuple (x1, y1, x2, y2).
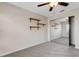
(69, 16, 75, 47)
(50, 16, 75, 47)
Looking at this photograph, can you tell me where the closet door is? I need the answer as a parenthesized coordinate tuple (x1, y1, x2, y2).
(69, 16, 75, 46)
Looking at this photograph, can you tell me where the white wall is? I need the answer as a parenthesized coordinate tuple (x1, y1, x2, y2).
(0, 3, 48, 56)
(71, 16, 75, 45)
(61, 22, 69, 38)
(50, 22, 69, 41)
(49, 8, 79, 49)
(50, 18, 69, 40)
(50, 24, 61, 40)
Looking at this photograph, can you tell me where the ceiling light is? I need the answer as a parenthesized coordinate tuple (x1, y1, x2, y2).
(49, 2, 58, 7)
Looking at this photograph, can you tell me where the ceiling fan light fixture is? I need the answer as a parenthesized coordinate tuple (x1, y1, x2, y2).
(37, 1, 69, 12)
(49, 2, 58, 7)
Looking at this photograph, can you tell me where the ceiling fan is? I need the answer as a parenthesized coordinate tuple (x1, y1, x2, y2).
(37, 2, 69, 11)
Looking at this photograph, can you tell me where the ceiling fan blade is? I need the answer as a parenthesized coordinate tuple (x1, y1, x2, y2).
(49, 7, 53, 11)
(37, 2, 50, 7)
(58, 2, 69, 6)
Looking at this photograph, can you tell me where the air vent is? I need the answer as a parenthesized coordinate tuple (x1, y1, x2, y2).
(60, 10, 64, 12)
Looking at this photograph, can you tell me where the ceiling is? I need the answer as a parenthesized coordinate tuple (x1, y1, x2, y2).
(9, 2, 79, 18)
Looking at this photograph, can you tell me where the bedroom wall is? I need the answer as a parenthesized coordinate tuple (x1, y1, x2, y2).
(0, 3, 48, 56)
(61, 22, 69, 38)
(50, 17, 69, 40)
(50, 23, 61, 40)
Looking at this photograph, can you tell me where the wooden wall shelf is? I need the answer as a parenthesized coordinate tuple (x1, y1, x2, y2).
(37, 23, 46, 26)
(30, 26, 40, 30)
(29, 18, 46, 30)
(30, 18, 40, 22)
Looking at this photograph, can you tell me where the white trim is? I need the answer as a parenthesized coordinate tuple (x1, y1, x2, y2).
(47, 20, 51, 41)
